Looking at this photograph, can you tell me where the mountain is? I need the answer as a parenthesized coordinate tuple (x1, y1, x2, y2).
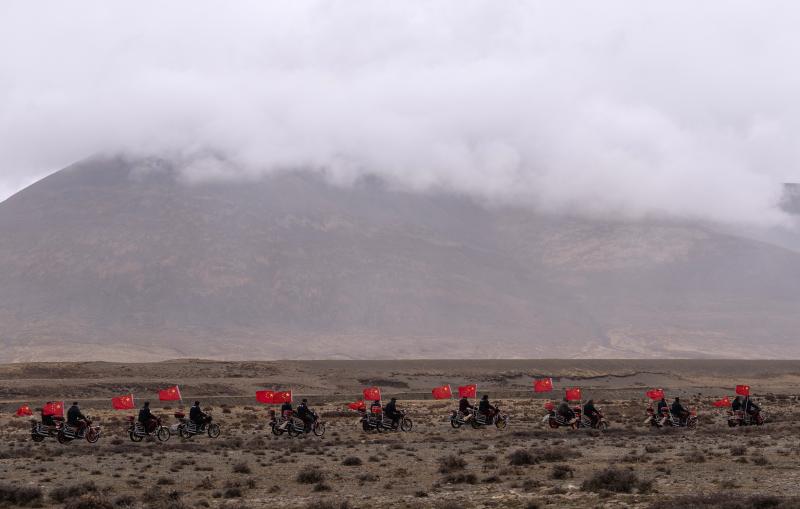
(0, 155, 798, 361)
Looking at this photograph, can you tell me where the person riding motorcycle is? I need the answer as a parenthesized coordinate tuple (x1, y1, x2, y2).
(478, 395, 498, 421)
(671, 397, 690, 425)
(279, 400, 294, 431)
(384, 398, 401, 427)
(189, 401, 211, 429)
(583, 399, 600, 428)
(66, 402, 87, 434)
(557, 398, 576, 425)
(296, 398, 316, 433)
(41, 402, 57, 427)
(654, 397, 669, 425)
(138, 401, 158, 433)
(459, 396, 474, 422)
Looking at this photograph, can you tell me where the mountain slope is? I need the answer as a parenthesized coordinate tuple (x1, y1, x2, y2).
(0, 156, 798, 361)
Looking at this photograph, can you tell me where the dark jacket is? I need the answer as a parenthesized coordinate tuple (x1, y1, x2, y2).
(745, 400, 760, 413)
(731, 398, 743, 411)
(67, 405, 85, 425)
(583, 402, 598, 416)
(479, 399, 495, 414)
(189, 405, 204, 422)
(384, 400, 398, 416)
(297, 403, 310, 419)
(138, 407, 154, 423)
(671, 401, 687, 416)
(557, 401, 574, 419)
(657, 399, 668, 414)
(459, 398, 473, 413)
(280, 402, 293, 414)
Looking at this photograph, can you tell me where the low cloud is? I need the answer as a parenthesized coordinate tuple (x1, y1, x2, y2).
(1, 1, 798, 224)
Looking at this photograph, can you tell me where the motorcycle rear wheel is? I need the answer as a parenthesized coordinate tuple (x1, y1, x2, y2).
(178, 426, 192, 439)
(31, 434, 45, 443)
(57, 432, 70, 444)
(129, 431, 143, 442)
(157, 427, 171, 442)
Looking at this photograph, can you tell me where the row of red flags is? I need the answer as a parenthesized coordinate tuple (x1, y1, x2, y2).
(14, 383, 756, 416)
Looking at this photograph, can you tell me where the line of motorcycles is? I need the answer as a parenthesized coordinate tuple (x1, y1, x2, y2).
(544, 406, 610, 430)
(450, 406, 509, 429)
(360, 409, 413, 433)
(269, 410, 327, 438)
(30, 412, 222, 444)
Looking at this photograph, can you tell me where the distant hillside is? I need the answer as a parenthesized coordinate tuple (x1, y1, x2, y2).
(0, 155, 798, 361)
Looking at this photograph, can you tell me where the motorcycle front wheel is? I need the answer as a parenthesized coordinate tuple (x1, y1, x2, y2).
(495, 416, 508, 430)
(86, 429, 100, 443)
(596, 421, 609, 431)
(451, 419, 462, 429)
(207, 423, 221, 438)
(313, 422, 326, 437)
(400, 418, 413, 432)
(157, 427, 171, 442)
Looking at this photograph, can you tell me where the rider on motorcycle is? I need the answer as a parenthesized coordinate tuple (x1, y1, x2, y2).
(557, 398, 576, 425)
(190, 401, 211, 428)
(384, 398, 401, 427)
(296, 398, 316, 432)
(479, 395, 498, 421)
(656, 396, 669, 425)
(671, 397, 689, 425)
(745, 398, 761, 420)
(279, 400, 294, 430)
(583, 399, 600, 428)
(732, 396, 744, 412)
(138, 401, 157, 433)
(41, 402, 57, 427)
(459, 396, 474, 422)
(67, 402, 87, 434)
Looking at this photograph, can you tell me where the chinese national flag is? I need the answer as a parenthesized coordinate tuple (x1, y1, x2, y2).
(112, 394, 135, 410)
(256, 390, 275, 404)
(457, 384, 477, 398)
(273, 390, 292, 404)
(533, 378, 554, 393)
(348, 400, 366, 411)
(42, 401, 64, 417)
(646, 389, 665, 400)
(431, 385, 452, 400)
(16, 405, 33, 417)
(735, 385, 750, 396)
(565, 387, 582, 401)
(363, 386, 381, 401)
(158, 385, 182, 401)
(713, 396, 732, 408)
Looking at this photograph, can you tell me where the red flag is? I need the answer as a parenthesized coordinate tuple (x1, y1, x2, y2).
(457, 384, 477, 398)
(112, 394, 135, 410)
(363, 386, 381, 401)
(15, 405, 33, 417)
(735, 385, 750, 396)
(713, 396, 732, 407)
(533, 378, 553, 393)
(646, 389, 665, 400)
(273, 390, 292, 404)
(431, 385, 452, 400)
(42, 401, 64, 417)
(256, 390, 275, 404)
(565, 387, 582, 401)
(158, 385, 182, 401)
(544, 401, 555, 411)
(347, 400, 366, 411)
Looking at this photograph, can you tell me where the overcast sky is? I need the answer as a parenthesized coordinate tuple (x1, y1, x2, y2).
(1, 1, 798, 224)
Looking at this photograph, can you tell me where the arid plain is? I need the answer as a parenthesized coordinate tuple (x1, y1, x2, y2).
(2, 359, 800, 509)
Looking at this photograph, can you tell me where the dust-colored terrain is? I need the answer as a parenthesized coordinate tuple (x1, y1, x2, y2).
(3, 359, 800, 508)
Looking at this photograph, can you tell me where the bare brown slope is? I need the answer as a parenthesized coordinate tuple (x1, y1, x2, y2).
(0, 155, 798, 361)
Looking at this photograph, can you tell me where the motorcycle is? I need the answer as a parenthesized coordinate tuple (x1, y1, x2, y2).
(545, 406, 608, 430)
(127, 416, 171, 442)
(30, 418, 63, 442)
(174, 412, 221, 439)
(645, 406, 697, 428)
(727, 409, 765, 427)
(269, 410, 325, 438)
(57, 418, 101, 444)
(464, 407, 508, 430)
(361, 408, 412, 432)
